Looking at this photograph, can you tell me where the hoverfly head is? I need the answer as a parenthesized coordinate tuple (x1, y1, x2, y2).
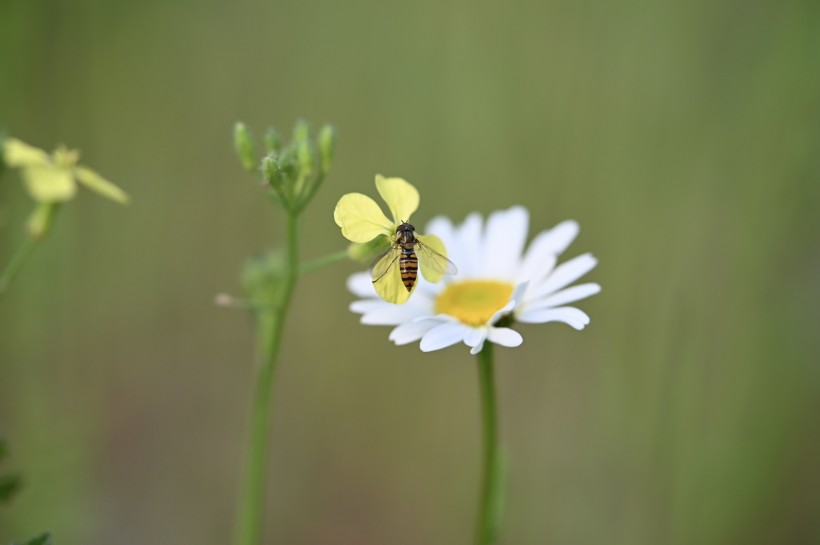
(396, 221, 415, 234)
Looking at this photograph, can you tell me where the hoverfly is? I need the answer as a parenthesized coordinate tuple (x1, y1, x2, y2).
(371, 222, 457, 304)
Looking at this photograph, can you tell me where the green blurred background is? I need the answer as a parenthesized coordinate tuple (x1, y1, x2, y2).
(1, 0, 819, 543)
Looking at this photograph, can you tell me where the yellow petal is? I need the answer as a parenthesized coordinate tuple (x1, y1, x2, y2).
(371, 247, 413, 304)
(21, 165, 76, 202)
(415, 233, 454, 283)
(375, 175, 419, 224)
(3, 138, 51, 168)
(334, 192, 393, 243)
(75, 165, 130, 204)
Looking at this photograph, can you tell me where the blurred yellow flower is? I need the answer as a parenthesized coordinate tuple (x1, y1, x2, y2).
(3, 137, 129, 204)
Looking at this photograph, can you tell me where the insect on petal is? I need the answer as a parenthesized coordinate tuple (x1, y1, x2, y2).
(334, 192, 394, 243)
(372, 257, 413, 305)
(374, 175, 419, 225)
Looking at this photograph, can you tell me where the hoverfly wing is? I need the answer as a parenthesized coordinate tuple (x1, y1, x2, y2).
(370, 243, 413, 304)
(414, 233, 457, 283)
(370, 243, 401, 283)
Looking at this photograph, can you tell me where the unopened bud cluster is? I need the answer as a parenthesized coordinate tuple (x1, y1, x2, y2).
(234, 120, 336, 213)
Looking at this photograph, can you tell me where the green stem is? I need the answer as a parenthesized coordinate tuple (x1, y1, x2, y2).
(0, 202, 60, 294)
(299, 250, 348, 274)
(234, 212, 300, 545)
(0, 202, 61, 295)
(475, 343, 502, 545)
(0, 235, 38, 295)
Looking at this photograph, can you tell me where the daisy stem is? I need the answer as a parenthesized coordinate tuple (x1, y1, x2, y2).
(234, 212, 300, 545)
(475, 343, 502, 545)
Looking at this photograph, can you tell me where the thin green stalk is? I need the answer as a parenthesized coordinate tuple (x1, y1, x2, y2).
(0, 202, 60, 295)
(0, 236, 38, 294)
(475, 343, 502, 545)
(299, 250, 348, 274)
(234, 213, 300, 545)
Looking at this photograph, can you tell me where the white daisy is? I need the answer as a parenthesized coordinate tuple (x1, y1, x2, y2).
(347, 206, 601, 354)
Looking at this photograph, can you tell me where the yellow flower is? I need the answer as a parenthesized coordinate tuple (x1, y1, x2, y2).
(2, 137, 129, 204)
(334, 175, 451, 304)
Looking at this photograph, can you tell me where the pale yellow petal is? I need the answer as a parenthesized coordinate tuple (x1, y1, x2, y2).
(415, 233, 456, 283)
(375, 175, 419, 224)
(372, 249, 413, 304)
(334, 192, 393, 243)
(21, 166, 76, 202)
(75, 165, 130, 204)
(3, 138, 50, 168)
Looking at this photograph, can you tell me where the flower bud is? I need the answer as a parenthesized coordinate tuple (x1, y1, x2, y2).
(261, 155, 287, 205)
(318, 125, 335, 174)
(292, 119, 310, 143)
(275, 149, 298, 185)
(262, 155, 277, 182)
(296, 138, 315, 177)
(234, 122, 257, 172)
(264, 128, 282, 154)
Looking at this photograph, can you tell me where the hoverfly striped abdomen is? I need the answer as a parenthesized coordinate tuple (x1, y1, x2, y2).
(397, 222, 419, 291)
(369, 220, 457, 304)
(399, 248, 418, 291)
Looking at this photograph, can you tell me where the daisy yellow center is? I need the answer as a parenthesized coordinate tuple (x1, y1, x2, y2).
(435, 280, 514, 326)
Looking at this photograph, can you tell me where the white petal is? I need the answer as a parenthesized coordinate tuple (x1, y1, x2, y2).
(516, 306, 591, 329)
(426, 214, 472, 281)
(530, 253, 598, 300)
(470, 341, 485, 355)
(463, 328, 487, 348)
(412, 276, 441, 298)
(457, 212, 484, 247)
(425, 216, 456, 248)
(525, 283, 601, 310)
(485, 282, 528, 326)
(419, 322, 470, 352)
(482, 206, 529, 280)
(488, 327, 523, 347)
(509, 281, 529, 306)
(389, 318, 443, 345)
(453, 212, 484, 278)
(360, 304, 429, 325)
(488, 300, 516, 326)
(347, 272, 376, 297)
(540, 220, 580, 254)
(517, 246, 557, 286)
(516, 220, 578, 284)
(349, 300, 387, 314)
